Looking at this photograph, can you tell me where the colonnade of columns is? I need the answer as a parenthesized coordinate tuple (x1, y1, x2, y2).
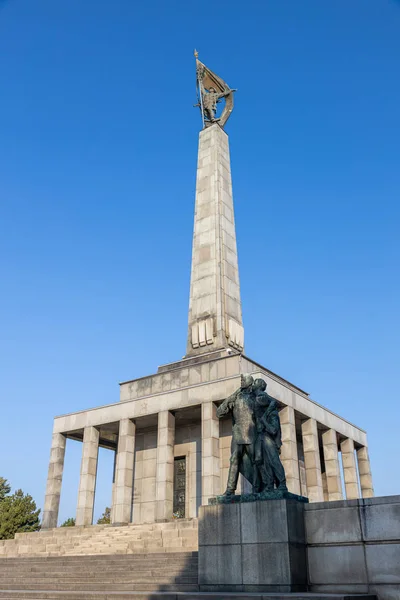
(282, 412, 374, 503)
(42, 405, 374, 529)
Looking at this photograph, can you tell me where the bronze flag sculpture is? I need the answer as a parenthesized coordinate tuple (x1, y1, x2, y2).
(194, 50, 236, 129)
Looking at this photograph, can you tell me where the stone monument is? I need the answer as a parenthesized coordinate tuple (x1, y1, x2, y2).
(1, 51, 398, 600)
(39, 53, 373, 534)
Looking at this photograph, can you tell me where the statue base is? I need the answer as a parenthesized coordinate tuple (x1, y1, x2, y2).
(208, 489, 308, 505)
(199, 496, 307, 592)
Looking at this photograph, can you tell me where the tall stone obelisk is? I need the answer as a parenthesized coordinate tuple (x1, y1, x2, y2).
(186, 56, 244, 356)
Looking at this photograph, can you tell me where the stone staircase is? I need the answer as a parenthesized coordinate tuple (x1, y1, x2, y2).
(0, 552, 198, 595)
(0, 520, 377, 600)
(0, 520, 198, 558)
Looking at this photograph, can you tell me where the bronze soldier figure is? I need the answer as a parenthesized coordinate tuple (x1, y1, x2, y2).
(253, 378, 287, 492)
(202, 86, 231, 122)
(216, 374, 257, 496)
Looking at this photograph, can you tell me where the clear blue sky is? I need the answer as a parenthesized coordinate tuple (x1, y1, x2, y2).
(0, 0, 399, 524)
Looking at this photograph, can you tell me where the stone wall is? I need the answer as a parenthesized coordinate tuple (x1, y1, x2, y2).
(198, 494, 399, 598)
(199, 499, 307, 593)
(305, 495, 400, 600)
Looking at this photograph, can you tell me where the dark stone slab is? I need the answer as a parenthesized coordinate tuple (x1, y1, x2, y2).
(208, 489, 308, 505)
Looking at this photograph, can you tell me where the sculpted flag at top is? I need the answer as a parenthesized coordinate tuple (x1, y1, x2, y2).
(194, 50, 235, 129)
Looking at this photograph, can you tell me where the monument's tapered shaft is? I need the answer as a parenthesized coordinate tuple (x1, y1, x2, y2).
(186, 124, 244, 356)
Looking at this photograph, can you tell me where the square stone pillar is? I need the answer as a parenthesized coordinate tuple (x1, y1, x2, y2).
(76, 426, 99, 526)
(112, 418, 135, 524)
(110, 450, 117, 524)
(321, 472, 329, 501)
(357, 446, 374, 498)
(322, 429, 343, 501)
(155, 410, 175, 521)
(340, 438, 359, 500)
(201, 401, 220, 504)
(42, 432, 66, 529)
(298, 459, 308, 498)
(279, 406, 301, 495)
(301, 418, 324, 502)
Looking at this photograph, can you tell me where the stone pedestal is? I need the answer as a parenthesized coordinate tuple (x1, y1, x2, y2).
(198, 497, 307, 592)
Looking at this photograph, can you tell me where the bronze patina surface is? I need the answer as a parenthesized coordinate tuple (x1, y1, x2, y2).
(217, 374, 299, 499)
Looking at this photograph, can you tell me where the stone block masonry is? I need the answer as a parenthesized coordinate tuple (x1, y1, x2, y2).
(156, 410, 175, 521)
(76, 426, 99, 526)
(0, 519, 199, 557)
(198, 498, 307, 593)
(322, 428, 343, 501)
(301, 418, 324, 503)
(42, 433, 66, 530)
(305, 494, 400, 600)
(113, 418, 135, 524)
(186, 124, 244, 356)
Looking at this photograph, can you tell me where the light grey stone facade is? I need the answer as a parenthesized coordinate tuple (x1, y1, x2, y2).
(42, 124, 373, 528)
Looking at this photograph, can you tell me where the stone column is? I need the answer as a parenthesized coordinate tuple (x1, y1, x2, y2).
(112, 418, 135, 524)
(155, 410, 175, 521)
(42, 432, 66, 529)
(321, 472, 329, 501)
(110, 450, 117, 524)
(76, 426, 99, 526)
(322, 429, 343, 501)
(357, 446, 374, 498)
(201, 401, 220, 504)
(301, 418, 324, 502)
(298, 459, 308, 498)
(279, 406, 301, 495)
(340, 438, 359, 500)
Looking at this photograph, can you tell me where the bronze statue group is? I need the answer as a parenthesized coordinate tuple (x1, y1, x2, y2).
(217, 374, 288, 496)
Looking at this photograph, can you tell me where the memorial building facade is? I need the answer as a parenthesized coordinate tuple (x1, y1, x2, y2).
(42, 62, 374, 530)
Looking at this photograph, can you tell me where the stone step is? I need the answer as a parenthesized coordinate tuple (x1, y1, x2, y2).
(0, 551, 198, 594)
(0, 591, 378, 600)
(0, 585, 199, 592)
(0, 564, 198, 572)
(0, 553, 197, 563)
(0, 580, 199, 586)
(0, 570, 198, 578)
(2, 522, 199, 558)
(0, 568, 198, 576)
